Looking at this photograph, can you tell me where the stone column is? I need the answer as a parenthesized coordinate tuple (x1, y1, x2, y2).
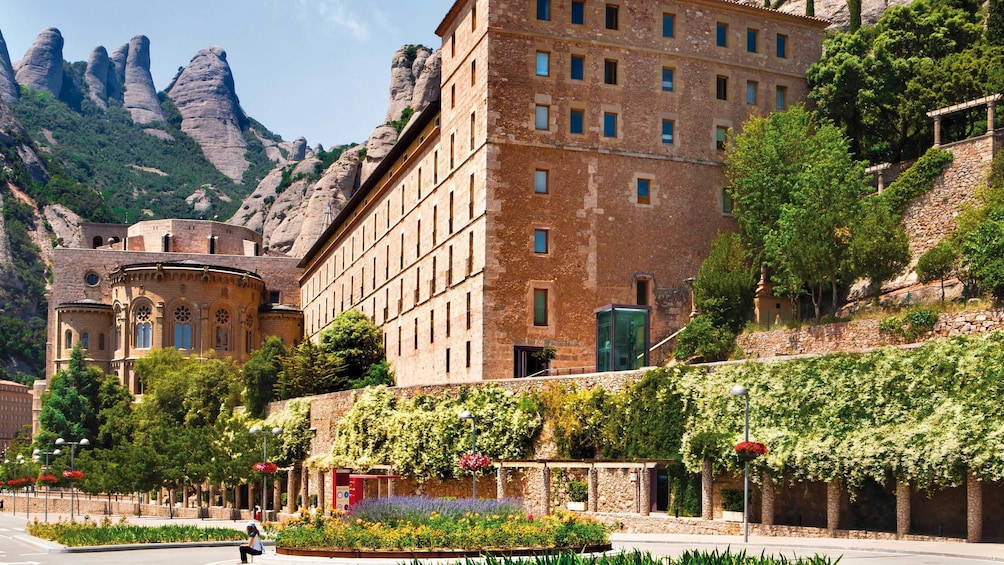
(286, 468, 298, 513)
(988, 99, 996, 135)
(317, 470, 326, 511)
(639, 466, 651, 516)
(826, 480, 840, 531)
(588, 466, 598, 513)
(896, 478, 910, 539)
(273, 477, 281, 514)
(933, 115, 942, 147)
(542, 466, 552, 516)
(761, 472, 775, 526)
(235, 485, 243, 513)
(701, 460, 713, 520)
(388, 477, 396, 496)
(967, 471, 982, 543)
(197, 482, 204, 509)
(496, 466, 506, 500)
(301, 464, 310, 508)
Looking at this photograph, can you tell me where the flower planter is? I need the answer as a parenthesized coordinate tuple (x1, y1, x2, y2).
(567, 501, 587, 512)
(722, 510, 744, 522)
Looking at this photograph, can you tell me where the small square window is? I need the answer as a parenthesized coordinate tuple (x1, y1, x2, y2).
(533, 289, 548, 326)
(537, 0, 550, 20)
(535, 52, 549, 76)
(716, 126, 728, 150)
(604, 59, 618, 85)
(571, 1, 585, 24)
(605, 4, 619, 30)
(571, 55, 584, 80)
(570, 109, 585, 134)
(637, 179, 651, 205)
(534, 170, 549, 193)
(747, 29, 758, 53)
(533, 229, 549, 253)
(776, 85, 788, 110)
(661, 119, 674, 144)
(716, 22, 728, 47)
(746, 81, 758, 105)
(722, 188, 734, 214)
(662, 67, 674, 92)
(535, 105, 549, 130)
(776, 34, 788, 58)
(603, 112, 617, 137)
(663, 13, 675, 38)
(716, 75, 728, 100)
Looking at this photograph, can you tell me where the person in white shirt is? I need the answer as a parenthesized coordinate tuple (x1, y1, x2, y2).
(239, 521, 264, 563)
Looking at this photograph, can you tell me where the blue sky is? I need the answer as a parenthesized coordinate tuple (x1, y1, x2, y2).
(3, 0, 456, 148)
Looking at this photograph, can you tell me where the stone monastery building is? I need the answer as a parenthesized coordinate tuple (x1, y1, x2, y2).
(299, 0, 828, 385)
(47, 220, 303, 395)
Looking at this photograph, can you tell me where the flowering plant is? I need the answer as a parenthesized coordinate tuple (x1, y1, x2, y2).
(62, 469, 84, 481)
(254, 461, 279, 474)
(7, 477, 31, 487)
(734, 441, 768, 462)
(458, 453, 491, 472)
(36, 475, 59, 485)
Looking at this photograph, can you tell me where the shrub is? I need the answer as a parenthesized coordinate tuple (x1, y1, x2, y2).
(916, 240, 959, 301)
(567, 481, 588, 503)
(28, 517, 244, 546)
(673, 316, 735, 363)
(720, 488, 744, 512)
(878, 148, 953, 215)
(879, 308, 938, 341)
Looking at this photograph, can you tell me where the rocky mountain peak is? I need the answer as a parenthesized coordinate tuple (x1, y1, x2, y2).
(165, 45, 251, 182)
(385, 45, 433, 123)
(83, 46, 110, 110)
(0, 29, 19, 105)
(122, 35, 164, 124)
(13, 28, 64, 97)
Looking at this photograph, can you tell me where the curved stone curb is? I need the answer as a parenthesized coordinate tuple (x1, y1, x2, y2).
(277, 543, 612, 559)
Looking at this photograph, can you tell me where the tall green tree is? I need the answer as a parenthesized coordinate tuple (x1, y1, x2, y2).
(845, 200, 912, 303)
(693, 233, 757, 333)
(37, 345, 103, 447)
(318, 309, 384, 378)
(990, 0, 1004, 46)
(276, 339, 348, 399)
(243, 336, 287, 418)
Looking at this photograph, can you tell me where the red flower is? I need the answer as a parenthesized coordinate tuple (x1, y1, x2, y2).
(734, 441, 768, 461)
(458, 453, 491, 472)
(8, 477, 31, 487)
(62, 470, 84, 481)
(254, 461, 278, 474)
(36, 475, 59, 485)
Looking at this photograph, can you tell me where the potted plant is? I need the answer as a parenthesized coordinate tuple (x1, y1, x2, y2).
(720, 488, 744, 522)
(566, 480, 588, 511)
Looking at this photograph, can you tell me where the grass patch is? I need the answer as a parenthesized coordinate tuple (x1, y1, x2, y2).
(27, 516, 245, 547)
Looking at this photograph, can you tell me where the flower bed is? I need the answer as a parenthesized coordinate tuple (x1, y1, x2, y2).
(28, 517, 245, 547)
(272, 496, 610, 555)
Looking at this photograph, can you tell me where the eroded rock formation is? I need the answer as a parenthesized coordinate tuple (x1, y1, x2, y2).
(84, 46, 111, 110)
(13, 28, 63, 97)
(0, 29, 19, 105)
(122, 35, 164, 124)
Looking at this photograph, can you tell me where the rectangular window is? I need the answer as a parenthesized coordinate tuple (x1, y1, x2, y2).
(637, 178, 651, 205)
(716, 75, 728, 100)
(466, 340, 472, 367)
(535, 51, 550, 76)
(570, 55, 584, 80)
(537, 0, 550, 20)
(430, 310, 435, 343)
(433, 206, 438, 245)
(535, 105, 549, 130)
(446, 348, 451, 373)
(603, 59, 618, 85)
(637, 279, 649, 305)
(468, 232, 475, 275)
(451, 84, 456, 108)
(662, 13, 675, 37)
(776, 34, 787, 58)
(414, 318, 418, 349)
(433, 152, 438, 184)
(471, 60, 476, 86)
(605, 4, 619, 30)
(449, 192, 455, 233)
(533, 289, 548, 326)
(716, 126, 728, 150)
(472, 2, 477, 30)
(603, 112, 617, 137)
(661, 119, 674, 144)
(776, 85, 788, 110)
(467, 291, 472, 329)
(450, 134, 455, 168)
(746, 81, 758, 105)
(469, 174, 475, 218)
(661, 67, 674, 91)
(571, 1, 585, 24)
(570, 109, 584, 134)
(716, 22, 728, 47)
(448, 245, 454, 284)
(446, 302, 452, 337)
(534, 169, 549, 193)
(747, 29, 758, 53)
(533, 229, 549, 254)
(470, 111, 476, 150)
(723, 188, 734, 214)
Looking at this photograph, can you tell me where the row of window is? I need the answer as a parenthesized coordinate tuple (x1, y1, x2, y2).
(64, 305, 251, 353)
(535, 0, 788, 59)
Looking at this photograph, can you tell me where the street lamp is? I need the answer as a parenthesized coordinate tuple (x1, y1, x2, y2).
(459, 411, 477, 500)
(730, 384, 750, 543)
(250, 425, 280, 521)
(33, 447, 60, 522)
(55, 437, 89, 520)
(5, 455, 25, 516)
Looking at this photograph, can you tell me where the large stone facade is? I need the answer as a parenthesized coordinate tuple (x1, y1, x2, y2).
(299, 0, 828, 386)
(0, 379, 31, 447)
(47, 219, 303, 393)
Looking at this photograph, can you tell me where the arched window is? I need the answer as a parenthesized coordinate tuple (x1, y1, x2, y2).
(82, 332, 89, 349)
(215, 309, 231, 351)
(99, 333, 106, 351)
(135, 304, 152, 349)
(174, 305, 193, 349)
(92, 235, 104, 248)
(244, 312, 254, 354)
(64, 329, 72, 349)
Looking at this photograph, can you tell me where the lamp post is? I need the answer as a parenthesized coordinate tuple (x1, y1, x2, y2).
(33, 448, 60, 522)
(250, 425, 280, 521)
(459, 411, 477, 500)
(730, 384, 750, 543)
(55, 437, 89, 520)
(5, 455, 25, 516)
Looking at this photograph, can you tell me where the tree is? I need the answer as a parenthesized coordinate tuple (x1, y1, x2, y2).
(848, 0, 861, 31)
(673, 316, 735, 363)
(243, 336, 287, 418)
(990, 0, 1004, 46)
(917, 239, 960, 302)
(318, 309, 384, 378)
(276, 339, 349, 399)
(693, 233, 757, 333)
(845, 200, 912, 303)
(961, 208, 1004, 299)
(37, 345, 103, 447)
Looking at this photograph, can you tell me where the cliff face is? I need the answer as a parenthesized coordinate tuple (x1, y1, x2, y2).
(13, 28, 64, 97)
(0, 29, 19, 105)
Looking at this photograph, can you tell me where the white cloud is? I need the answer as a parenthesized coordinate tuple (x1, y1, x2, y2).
(299, 0, 371, 40)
